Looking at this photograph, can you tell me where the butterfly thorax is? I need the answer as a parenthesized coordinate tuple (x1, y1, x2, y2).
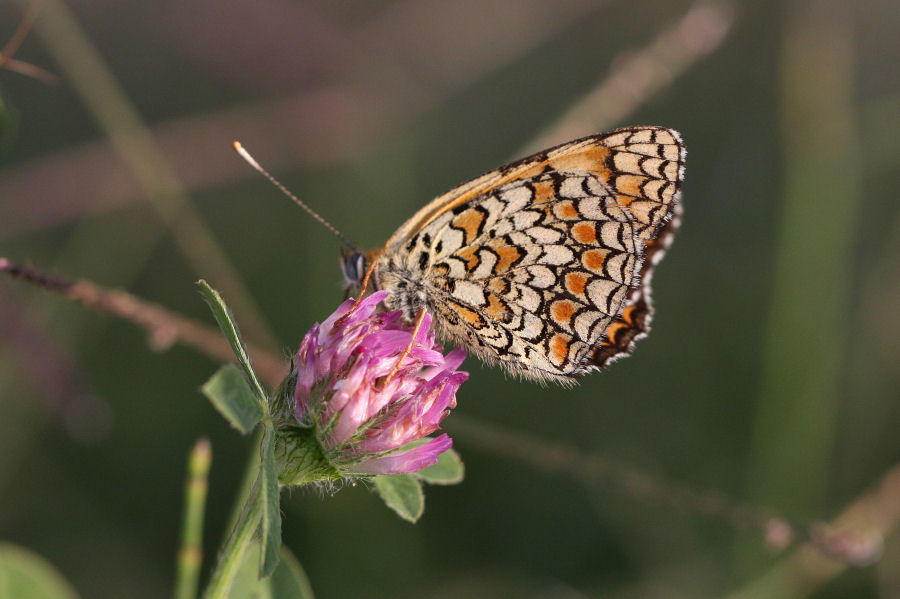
(340, 250, 430, 322)
(376, 262, 431, 321)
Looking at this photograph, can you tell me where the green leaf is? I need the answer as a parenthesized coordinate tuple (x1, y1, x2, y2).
(373, 475, 424, 523)
(0, 543, 80, 599)
(258, 424, 282, 578)
(415, 447, 464, 485)
(230, 545, 315, 599)
(224, 543, 271, 599)
(269, 547, 315, 599)
(196, 280, 267, 403)
(201, 365, 264, 433)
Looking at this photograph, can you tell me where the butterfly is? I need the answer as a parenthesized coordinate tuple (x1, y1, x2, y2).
(339, 126, 685, 384)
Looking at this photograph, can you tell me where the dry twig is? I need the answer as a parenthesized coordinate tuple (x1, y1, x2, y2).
(0, 257, 287, 386)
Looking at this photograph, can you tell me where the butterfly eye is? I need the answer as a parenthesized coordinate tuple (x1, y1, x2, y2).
(341, 252, 368, 289)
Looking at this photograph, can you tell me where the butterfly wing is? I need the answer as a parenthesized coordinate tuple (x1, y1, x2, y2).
(587, 206, 681, 370)
(378, 126, 685, 382)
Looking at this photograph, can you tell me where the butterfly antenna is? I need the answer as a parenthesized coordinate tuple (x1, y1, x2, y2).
(232, 141, 361, 253)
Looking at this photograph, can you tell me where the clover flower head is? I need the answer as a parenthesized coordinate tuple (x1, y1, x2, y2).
(292, 291, 467, 476)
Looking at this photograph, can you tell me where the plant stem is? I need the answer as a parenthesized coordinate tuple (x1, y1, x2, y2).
(202, 477, 262, 599)
(174, 439, 212, 599)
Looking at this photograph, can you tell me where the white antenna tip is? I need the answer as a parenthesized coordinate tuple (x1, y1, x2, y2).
(232, 140, 262, 172)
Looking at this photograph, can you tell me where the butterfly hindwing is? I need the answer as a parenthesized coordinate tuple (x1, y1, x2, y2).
(587, 208, 681, 370)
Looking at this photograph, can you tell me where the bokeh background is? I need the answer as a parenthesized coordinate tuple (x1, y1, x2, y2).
(1, 0, 898, 597)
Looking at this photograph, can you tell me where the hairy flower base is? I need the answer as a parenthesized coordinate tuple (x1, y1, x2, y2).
(275, 291, 467, 482)
(274, 427, 341, 486)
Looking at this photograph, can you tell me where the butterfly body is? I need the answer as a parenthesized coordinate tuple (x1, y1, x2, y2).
(343, 126, 685, 383)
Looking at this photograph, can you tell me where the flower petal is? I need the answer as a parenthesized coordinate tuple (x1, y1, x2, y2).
(352, 435, 453, 475)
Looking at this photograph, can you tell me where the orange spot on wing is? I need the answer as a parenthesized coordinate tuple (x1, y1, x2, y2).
(549, 333, 571, 365)
(602, 321, 627, 344)
(452, 303, 485, 328)
(550, 300, 577, 326)
(555, 201, 579, 220)
(532, 179, 555, 205)
(452, 209, 485, 244)
(620, 304, 638, 325)
(601, 304, 648, 349)
(564, 272, 587, 297)
(582, 249, 607, 273)
(485, 293, 509, 321)
(614, 174, 646, 197)
(492, 245, 522, 273)
(487, 277, 509, 294)
(457, 246, 480, 271)
(572, 222, 597, 244)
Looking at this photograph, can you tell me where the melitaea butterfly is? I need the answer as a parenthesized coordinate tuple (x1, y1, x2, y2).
(337, 126, 685, 384)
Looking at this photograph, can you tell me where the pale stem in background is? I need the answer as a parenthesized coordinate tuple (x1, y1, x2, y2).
(174, 438, 212, 599)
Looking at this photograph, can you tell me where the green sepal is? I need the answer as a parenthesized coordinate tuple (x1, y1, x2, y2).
(201, 365, 264, 434)
(373, 474, 424, 523)
(273, 426, 340, 486)
(270, 358, 298, 426)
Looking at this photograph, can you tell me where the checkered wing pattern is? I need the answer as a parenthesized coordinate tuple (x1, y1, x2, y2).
(373, 126, 685, 383)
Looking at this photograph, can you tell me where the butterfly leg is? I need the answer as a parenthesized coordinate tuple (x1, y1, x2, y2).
(335, 258, 378, 328)
(352, 258, 377, 308)
(380, 307, 427, 389)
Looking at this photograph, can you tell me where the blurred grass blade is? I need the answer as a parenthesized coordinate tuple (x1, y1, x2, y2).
(202, 365, 265, 434)
(175, 439, 212, 599)
(738, 0, 862, 573)
(197, 280, 267, 404)
(0, 543, 80, 599)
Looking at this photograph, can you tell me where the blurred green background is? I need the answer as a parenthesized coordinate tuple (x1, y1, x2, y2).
(1, 0, 898, 597)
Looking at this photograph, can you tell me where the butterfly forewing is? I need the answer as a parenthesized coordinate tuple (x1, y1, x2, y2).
(372, 126, 685, 382)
